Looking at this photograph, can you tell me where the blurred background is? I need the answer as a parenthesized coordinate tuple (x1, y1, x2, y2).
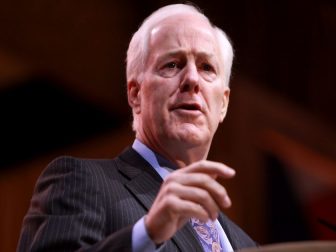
(1, 0, 335, 251)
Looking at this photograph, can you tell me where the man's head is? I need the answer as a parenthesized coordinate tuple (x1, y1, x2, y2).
(126, 4, 233, 163)
(127, 4, 233, 87)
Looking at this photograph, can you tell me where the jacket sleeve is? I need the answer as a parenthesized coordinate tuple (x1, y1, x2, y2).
(17, 156, 133, 252)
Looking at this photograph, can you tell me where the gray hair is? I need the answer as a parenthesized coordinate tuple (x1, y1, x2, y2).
(126, 3, 234, 86)
(126, 4, 234, 131)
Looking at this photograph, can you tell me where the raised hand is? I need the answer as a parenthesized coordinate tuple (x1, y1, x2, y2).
(145, 160, 235, 244)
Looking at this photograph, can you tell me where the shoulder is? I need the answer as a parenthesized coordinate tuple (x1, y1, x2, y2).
(29, 155, 128, 217)
(34, 155, 121, 197)
(41, 155, 119, 178)
(45, 155, 115, 171)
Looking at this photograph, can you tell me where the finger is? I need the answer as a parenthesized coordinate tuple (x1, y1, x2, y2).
(170, 197, 210, 222)
(181, 160, 236, 179)
(163, 181, 220, 220)
(156, 193, 211, 221)
(165, 173, 232, 210)
(146, 194, 210, 244)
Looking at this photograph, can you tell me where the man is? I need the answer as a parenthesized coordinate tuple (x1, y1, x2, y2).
(18, 4, 257, 252)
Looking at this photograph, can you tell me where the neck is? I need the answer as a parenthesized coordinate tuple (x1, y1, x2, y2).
(168, 144, 210, 168)
(136, 133, 211, 168)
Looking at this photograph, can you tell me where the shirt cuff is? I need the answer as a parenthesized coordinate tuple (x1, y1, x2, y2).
(132, 216, 163, 252)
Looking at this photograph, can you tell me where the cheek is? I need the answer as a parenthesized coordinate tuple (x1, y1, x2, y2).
(206, 89, 225, 119)
(215, 92, 225, 110)
(141, 86, 168, 116)
(145, 78, 178, 105)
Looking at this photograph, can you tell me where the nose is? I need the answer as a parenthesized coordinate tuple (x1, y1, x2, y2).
(180, 63, 200, 93)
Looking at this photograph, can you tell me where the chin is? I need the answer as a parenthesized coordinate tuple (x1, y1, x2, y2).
(173, 125, 210, 146)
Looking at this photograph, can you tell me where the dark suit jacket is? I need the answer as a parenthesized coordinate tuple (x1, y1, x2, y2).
(18, 147, 257, 251)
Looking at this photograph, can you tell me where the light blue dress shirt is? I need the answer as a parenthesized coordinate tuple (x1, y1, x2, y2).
(131, 139, 233, 252)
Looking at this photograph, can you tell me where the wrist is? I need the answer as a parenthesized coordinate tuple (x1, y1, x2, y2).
(144, 215, 163, 245)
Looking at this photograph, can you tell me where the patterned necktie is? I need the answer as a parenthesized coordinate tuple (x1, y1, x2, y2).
(191, 218, 223, 252)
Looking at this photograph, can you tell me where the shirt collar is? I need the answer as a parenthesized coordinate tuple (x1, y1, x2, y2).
(132, 139, 177, 179)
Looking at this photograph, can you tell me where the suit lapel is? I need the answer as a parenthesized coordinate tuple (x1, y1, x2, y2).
(116, 147, 203, 251)
(218, 212, 240, 250)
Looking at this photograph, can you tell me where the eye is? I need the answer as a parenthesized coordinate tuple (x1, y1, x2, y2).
(158, 61, 181, 78)
(199, 61, 217, 82)
(201, 63, 214, 72)
(165, 62, 177, 69)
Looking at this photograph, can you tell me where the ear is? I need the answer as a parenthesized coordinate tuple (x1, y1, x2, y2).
(219, 87, 230, 122)
(127, 80, 141, 114)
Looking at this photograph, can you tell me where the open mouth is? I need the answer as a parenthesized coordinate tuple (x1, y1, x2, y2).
(172, 103, 202, 112)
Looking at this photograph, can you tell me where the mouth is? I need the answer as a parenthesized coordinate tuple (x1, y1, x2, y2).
(171, 103, 202, 112)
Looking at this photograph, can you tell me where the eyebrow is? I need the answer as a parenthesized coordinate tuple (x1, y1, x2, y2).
(157, 49, 216, 61)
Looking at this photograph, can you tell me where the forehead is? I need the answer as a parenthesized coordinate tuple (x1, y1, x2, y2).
(148, 15, 220, 59)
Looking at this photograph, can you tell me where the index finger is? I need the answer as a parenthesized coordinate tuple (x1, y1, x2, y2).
(180, 160, 236, 179)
